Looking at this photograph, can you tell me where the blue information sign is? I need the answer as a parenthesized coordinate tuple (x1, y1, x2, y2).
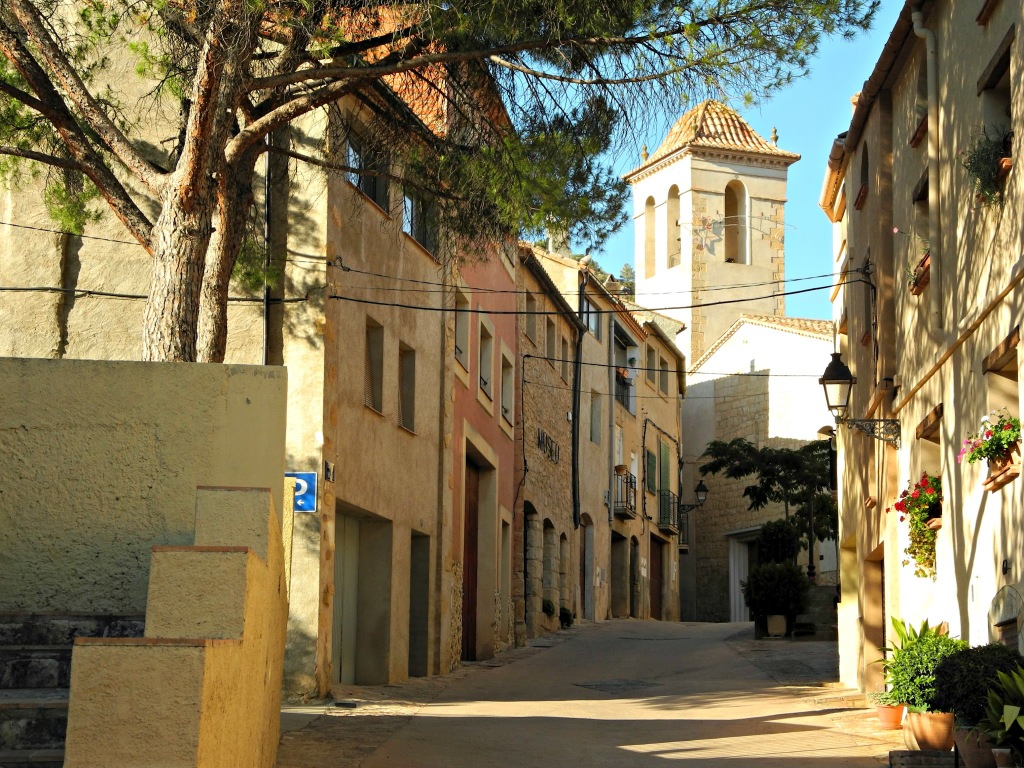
(285, 472, 318, 513)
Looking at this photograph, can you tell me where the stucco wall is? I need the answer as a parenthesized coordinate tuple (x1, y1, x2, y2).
(827, 0, 1024, 691)
(683, 324, 832, 622)
(0, 358, 287, 614)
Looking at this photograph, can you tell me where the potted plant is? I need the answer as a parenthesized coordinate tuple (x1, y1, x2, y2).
(757, 518, 801, 565)
(893, 228, 931, 295)
(933, 644, 1024, 768)
(979, 664, 1024, 766)
(960, 125, 1012, 206)
(869, 690, 907, 730)
(957, 409, 1022, 492)
(888, 472, 942, 578)
(873, 619, 935, 730)
(741, 561, 809, 638)
(885, 626, 967, 750)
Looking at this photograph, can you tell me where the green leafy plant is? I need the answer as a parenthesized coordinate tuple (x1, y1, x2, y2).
(542, 599, 556, 617)
(958, 409, 1022, 465)
(960, 125, 1011, 206)
(741, 562, 809, 618)
(888, 472, 941, 578)
(559, 607, 574, 629)
(933, 644, 1024, 727)
(869, 690, 904, 706)
(980, 665, 1024, 763)
(757, 518, 801, 565)
(885, 630, 968, 711)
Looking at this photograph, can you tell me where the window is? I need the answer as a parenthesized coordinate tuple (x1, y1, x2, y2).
(644, 196, 656, 278)
(984, 327, 1019, 420)
(546, 317, 556, 363)
(525, 293, 537, 340)
(479, 322, 494, 399)
(854, 148, 869, 210)
(659, 356, 669, 395)
(582, 298, 602, 340)
(398, 343, 416, 431)
(589, 391, 601, 444)
(403, 190, 438, 253)
(560, 337, 570, 382)
(645, 449, 657, 493)
(646, 345, 656, 384)
(500, 355, 514, 424)
(454, 289, 470, 370)
(364, 319, 384, 413)
(979, 27, 1013, 130)
(346, 135, 390, 211)
(723, 180, 749, 264)
(666, 186, 681, 269)
(659, 439, 671, 492)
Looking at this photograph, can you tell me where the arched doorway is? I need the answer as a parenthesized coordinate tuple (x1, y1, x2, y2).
(579, 514, 595, 621)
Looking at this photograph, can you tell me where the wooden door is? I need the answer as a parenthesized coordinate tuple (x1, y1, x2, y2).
(462, 462, 479, 661)
(649, 536, 663, 620)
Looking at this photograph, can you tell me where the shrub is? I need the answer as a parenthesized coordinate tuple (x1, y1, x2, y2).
(542, 599, 556, 617)
(559, 607, 573, 629)
(757, 519, 800, 564)
(933, 644, 1024, 726)
(741, 562, 809, 618)
(980, 664, 1024, 763)
(886, 631, 968, 711)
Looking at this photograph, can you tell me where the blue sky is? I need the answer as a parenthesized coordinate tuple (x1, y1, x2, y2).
(592, 3, 903, 320)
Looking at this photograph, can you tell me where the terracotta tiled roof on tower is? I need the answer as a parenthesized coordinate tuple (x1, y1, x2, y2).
(629, 100, 800, 176)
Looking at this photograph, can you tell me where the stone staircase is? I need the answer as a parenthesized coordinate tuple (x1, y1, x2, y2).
(0, 614, 144, 768)
(794, 585, 839, 639)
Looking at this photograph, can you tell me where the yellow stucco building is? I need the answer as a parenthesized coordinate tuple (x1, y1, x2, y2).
(820, 0, 1022, 692)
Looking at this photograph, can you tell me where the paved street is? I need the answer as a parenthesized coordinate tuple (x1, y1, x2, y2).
(277, 620, 903, 767)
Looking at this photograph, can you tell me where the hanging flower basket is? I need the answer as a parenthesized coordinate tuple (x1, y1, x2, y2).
(890, 472, 942, 578)
(983, 441, 1021, 493)
(909, 252, 931, 295)
(958, 409, 1022, 492)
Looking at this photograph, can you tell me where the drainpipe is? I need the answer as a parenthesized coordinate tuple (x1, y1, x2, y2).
(571, 272, 586, 530)
(607, 312, 615, 525)
(913, 8, 943, 334)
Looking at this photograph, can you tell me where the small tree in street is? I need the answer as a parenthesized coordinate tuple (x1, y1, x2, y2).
(699, 437, 838, 549)
(1, 0, 879, 361)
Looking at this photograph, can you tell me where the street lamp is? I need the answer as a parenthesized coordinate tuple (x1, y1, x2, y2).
(678, 480, 709, 553)
(819, 352, 901, 447)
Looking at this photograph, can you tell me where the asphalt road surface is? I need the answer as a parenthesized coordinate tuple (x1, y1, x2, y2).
(277, 620, 903, 767)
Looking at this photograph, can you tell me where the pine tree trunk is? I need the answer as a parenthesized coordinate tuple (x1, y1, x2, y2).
(197, 151, 259, 363)
(141, 196, 214, 361)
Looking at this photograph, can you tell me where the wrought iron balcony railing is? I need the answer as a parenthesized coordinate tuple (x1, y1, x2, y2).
(658, 490, 678, 533)
(613, 471, 637, 519)
(614, 370, 634, 414)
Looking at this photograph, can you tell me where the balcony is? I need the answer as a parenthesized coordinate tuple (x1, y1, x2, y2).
(613, 472, 637, 519)
(614, 369, 634, 414)
(658, 490, 678, 534)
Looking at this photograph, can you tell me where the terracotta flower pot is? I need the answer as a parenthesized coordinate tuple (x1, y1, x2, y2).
(908, 711, 955, 751)
(954, 726, 996, 768)
(992, 748, 1013, 768)
(984, 442, 1021, 492)
(876, 703, 906, 730)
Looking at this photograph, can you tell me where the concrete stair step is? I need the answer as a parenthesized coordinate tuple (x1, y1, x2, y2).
(0, 648, 71, 690)
(0, 691, 68, 751)
(0, 749, 64, 768)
